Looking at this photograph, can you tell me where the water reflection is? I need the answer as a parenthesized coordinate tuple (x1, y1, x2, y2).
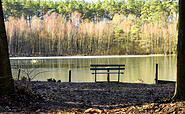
(10, 55, 176, 84)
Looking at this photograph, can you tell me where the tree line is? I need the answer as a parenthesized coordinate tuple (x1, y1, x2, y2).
(2, 0, 178, 56)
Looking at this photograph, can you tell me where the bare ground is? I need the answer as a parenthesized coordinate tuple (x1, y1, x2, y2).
(1, 81, 185, 113)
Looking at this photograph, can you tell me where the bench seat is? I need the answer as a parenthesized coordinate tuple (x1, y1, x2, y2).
(90, 64, 125, 82)
(92, 72, 124, 74)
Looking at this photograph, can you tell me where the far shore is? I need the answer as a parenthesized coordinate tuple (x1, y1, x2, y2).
(9, 54, 176, 60)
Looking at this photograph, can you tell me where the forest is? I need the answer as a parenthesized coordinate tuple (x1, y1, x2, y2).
(2, 0, 178, 56)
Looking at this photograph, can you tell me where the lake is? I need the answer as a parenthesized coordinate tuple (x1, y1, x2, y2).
(10, 55, 176, 84)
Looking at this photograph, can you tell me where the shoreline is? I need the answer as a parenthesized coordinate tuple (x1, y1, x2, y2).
(9, 54, 176, 60)
(1, 81, 179, 113)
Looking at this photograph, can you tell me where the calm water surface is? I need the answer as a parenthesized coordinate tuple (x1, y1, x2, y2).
(10, 55, 176, 84)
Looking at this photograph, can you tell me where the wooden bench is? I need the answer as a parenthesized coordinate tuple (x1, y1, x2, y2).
(90, 64, 125, 83)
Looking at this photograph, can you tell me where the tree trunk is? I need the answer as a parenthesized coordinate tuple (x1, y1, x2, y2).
(0, 0, 14, 95)
(173, 0, 185, 100)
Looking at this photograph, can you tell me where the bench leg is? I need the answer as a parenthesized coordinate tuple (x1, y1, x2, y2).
(118, 67, 120, 83)
(118, 71, 120, 83)
(95, 70, 96, 83)
(107, 69, 110, 82)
